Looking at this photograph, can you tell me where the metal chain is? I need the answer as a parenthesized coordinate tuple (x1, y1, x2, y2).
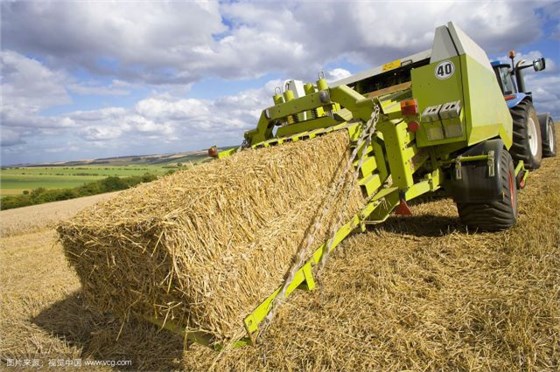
(261, 103, 381, 334)
(318, 105, 380, 270)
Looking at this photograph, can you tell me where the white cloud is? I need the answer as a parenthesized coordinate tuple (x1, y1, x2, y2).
(2, 1, 546, 84)
(2, 1, 226, 84)
(326, 68, 352, 82)
(135, 97, 211, 120)
(218, 1, 544, 76)
(1, 1, 558, 165)
(82, 126, 123, 142)
(2, 82, 272, 163)
(0, 45, 275, 163)
(0, 50, 70, 114)
(0, 51, 138, 153)
(69, 107, 127, 122)
(0, 50, 71, 152)
(68, 80, 131, 96)
(0, 127, 25, 146)
(525, 73, 560, 117)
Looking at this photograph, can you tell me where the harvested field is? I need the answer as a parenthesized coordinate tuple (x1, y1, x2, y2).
(0, 192, 120, 237)
(1, 127, 559, 371)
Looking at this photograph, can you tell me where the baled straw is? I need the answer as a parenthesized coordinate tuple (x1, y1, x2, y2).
(57, 130, 365, 341)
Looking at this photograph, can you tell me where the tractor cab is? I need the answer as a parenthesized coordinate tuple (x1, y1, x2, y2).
(491, 50, 546, 106)
(490, 50, 555, 171)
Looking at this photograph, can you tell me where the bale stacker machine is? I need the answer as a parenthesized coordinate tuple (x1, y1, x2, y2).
(161, 22, 556, 348)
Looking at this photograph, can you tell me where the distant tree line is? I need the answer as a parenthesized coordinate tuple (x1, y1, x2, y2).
(0, 173, 158, 210)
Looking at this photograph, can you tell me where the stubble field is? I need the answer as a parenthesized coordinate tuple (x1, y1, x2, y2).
(0, 133, 558, 371)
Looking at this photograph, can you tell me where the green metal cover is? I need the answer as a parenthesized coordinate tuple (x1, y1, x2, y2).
(412, 54, 512, 149)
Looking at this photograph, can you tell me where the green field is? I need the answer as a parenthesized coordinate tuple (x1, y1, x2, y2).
(0, 165, 171, 196)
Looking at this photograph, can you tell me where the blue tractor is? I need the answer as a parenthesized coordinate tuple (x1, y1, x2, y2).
(491, 51, 556, 170)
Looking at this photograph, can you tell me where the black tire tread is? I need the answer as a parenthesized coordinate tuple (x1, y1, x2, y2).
(542, 117, 556, 158)
(509, 100, 542, 169)
(457, 150, 517, 231)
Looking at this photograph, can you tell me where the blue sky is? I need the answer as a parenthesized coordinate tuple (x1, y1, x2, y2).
(1, 0, 559, 165)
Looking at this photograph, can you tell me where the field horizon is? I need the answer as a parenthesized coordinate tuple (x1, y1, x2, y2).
(0, 147, 234, 198)
(1, 146, 237, 168)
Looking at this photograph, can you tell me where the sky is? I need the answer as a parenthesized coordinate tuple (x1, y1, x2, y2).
(1, 0, 559, 166)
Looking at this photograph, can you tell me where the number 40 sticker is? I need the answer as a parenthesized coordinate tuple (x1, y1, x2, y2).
(435, 60, 455, 80)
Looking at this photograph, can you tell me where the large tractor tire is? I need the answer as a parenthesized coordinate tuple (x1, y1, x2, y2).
(457, 150, 517, 231)
(539, 114, 557, 158)
(509, 100, 542, 169)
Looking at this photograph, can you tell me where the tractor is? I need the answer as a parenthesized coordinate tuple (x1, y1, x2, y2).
(491, 51, 556, 170)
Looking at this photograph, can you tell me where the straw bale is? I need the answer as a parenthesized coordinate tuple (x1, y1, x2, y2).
(57, 130, 365, 341)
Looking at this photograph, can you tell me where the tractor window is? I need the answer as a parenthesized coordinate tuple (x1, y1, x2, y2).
(494, 66, 516, 95)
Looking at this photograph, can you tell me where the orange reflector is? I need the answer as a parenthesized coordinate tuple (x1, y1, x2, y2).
(394, 199, 412, 216)
(208, 146, 218, 158)
(504, 94, 516, 101)
(407, 121, 420, 133)
(400, 99, 418, 116)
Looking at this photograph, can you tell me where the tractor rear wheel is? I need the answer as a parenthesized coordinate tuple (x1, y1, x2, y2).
(509, 100, 542, 169)
(456, 150, 517, 231)
(541, 115, 556, 158)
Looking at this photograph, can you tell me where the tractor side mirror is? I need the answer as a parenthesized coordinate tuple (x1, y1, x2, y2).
(533, 58, 546, 72)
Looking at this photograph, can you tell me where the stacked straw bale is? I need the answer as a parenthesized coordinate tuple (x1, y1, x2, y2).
(57, 130, 365, 341)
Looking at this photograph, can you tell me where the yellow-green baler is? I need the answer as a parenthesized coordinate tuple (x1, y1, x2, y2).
(163, 22, 536, 348)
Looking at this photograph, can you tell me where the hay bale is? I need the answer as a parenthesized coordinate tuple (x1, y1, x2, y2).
(57, 130, 365, 341)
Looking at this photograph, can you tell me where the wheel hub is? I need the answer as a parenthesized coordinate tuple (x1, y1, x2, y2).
(527, 117, 539, 157)
(548, 123, 555, 153)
